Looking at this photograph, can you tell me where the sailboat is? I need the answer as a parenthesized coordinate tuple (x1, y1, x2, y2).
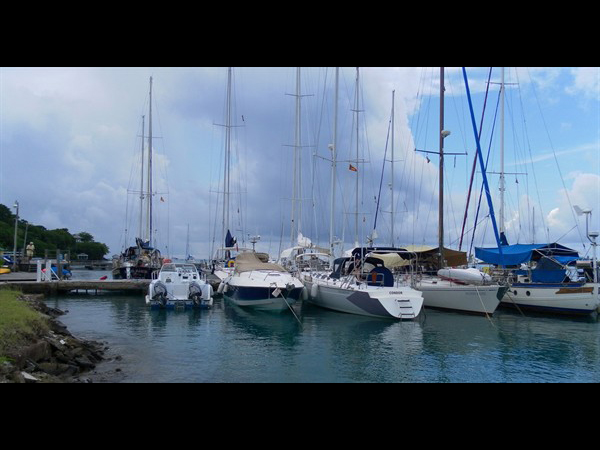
(113, 77, 163, 280)
(204, 68, 253, 288)
(301, 68, 424, 320)
(412, 67, 506, 315)
(277, 68, 330, 274)
(473, 68, 600, 315)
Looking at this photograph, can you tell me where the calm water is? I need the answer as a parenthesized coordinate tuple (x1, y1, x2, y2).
(45, 270, 600, 383)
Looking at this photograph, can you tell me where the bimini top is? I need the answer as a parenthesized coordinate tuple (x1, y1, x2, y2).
(234, 251, 287, 274)
(475, 243, 579, 267)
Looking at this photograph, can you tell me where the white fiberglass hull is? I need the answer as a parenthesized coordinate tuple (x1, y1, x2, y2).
(416, 277, 504, 315)
(302, 274, 423, 320)
(502, 283, 600, 315)
(221, 270, 304, 312)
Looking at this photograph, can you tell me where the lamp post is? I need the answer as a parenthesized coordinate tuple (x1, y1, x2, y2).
(12, 200, 19, 271)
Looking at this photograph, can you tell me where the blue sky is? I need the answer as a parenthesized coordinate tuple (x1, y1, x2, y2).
(1, 67, 598, 260)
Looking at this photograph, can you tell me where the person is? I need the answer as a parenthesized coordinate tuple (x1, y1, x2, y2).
(26, 242, 35, 259)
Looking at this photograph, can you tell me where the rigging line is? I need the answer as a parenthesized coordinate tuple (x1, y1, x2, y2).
(459, 67, 493, 251)
(373, 104, 393, 233)
(468, 88, 502, 258)
(525, 68, 586, 246)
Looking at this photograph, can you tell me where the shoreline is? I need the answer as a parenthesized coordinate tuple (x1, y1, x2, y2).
(0, 293, 119, 383)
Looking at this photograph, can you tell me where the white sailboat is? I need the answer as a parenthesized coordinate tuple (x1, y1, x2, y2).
(412, 67, 505, 315)
(301, 68, 424, 320)
(473, 68, 599, 315)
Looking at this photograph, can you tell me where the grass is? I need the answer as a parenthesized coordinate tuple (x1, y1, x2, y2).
(0, 288, 49, 357)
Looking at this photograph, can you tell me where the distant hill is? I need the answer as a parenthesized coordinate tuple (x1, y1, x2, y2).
(0, 203, 109, 262)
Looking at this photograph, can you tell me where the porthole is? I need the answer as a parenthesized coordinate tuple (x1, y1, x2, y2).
(513, 290, 518, 295)
(526, 291, 531, 296)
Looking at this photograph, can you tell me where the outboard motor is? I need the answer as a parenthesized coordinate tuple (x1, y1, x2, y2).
(152, 281, 168, 308)
(189, 281, 204, 307)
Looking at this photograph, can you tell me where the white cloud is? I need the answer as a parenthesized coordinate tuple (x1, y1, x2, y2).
(566, 67, 600, 99)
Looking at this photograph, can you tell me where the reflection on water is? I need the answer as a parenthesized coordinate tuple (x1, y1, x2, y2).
(45, 270, 600, 383)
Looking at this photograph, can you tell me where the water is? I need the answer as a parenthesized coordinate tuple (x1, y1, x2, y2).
(45, 270, 600, 383)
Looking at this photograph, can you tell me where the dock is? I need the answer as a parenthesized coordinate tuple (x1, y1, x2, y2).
(0, 271, 149, 295)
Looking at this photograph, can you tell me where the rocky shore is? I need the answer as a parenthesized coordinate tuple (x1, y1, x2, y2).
(0, 294, 117, 383)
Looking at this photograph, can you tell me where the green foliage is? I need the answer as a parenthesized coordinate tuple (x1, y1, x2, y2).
(0, 289, 49, 356)
(0, 203, 109, 259)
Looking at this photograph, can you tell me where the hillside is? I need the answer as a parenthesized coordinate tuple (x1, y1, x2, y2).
(0, 203, 109, 261)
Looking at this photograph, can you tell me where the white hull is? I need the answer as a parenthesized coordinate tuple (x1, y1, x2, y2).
(222, 270, 304, 312)
(502, 283, 600, 314)
(302, 274, 423, 320)
(417, 277, 503, 315)
(146, 262, 213, 309)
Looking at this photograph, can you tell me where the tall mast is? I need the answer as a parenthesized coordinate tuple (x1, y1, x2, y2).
(147, 76, 153, 245)
(223, 67, 232, 246)
(354, 67, 360, 248)
(439, 67, 445, 268)
(391, 90, 395, 247)
(329, 68, 339, 264)
(139, 114, 145, 239)
(290, 67, 302, 245)
(499, 67, 506, 235)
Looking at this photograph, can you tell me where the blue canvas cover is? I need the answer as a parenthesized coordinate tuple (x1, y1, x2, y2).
(475, 243, 579, 266)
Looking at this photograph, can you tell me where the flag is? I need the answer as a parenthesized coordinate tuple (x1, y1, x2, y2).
(349, 164, 357, 172)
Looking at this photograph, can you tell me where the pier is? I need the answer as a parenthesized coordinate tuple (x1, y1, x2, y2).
(0, 271, 149, 295)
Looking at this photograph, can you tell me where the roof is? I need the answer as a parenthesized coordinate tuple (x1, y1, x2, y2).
(475, 243, 579, 266)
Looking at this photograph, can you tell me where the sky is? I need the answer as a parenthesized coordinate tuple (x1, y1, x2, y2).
(1, 67, 598, 261)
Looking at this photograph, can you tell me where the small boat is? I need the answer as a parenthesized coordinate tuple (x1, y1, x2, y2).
(146, 262, 213, 309)
(218, 251, 304, 312)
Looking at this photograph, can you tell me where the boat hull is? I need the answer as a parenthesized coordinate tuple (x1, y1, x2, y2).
(224, 285, 303, 311)
(303, 275, 423, 320)
(145, 296, 213, 310)
(417, 277, 503, 315)
(113, 266, 158, 280)
(501, 283, 599, 315)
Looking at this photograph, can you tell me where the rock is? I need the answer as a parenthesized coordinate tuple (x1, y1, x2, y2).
(21, 371, 39, 383)
(21, 340, 52, 364)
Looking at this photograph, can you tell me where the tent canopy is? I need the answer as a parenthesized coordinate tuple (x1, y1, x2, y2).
(403, 245, 467, 269)
(475, 243, 579, 266)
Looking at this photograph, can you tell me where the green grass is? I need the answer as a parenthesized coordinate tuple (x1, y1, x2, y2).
(0, 289, 49, 357)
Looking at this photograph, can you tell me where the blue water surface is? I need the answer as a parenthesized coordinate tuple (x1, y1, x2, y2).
(46, 271, 600, 383)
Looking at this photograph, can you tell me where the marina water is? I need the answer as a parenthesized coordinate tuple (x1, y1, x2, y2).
(46, 270, 600, 383)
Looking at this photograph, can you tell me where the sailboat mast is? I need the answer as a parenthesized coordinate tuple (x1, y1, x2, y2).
(499, 67, 506, 235)
(354, 67, 360, 247)
(291, 67, 302, 246)
(223, 67, 232, 246)
(391, 90, 395, 247)
(439, 67, 445, 268)
(139, 115, 145, 239)
(147, 76, 153, 245)
(329, 68, 339, 264)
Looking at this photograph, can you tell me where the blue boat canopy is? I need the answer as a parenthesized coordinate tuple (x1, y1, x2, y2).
(475, 243, 579, 266)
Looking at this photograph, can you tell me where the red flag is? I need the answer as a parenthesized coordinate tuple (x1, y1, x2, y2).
(349, 164, 357, 172)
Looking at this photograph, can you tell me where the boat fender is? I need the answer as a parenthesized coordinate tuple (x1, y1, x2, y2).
(311, 282, 318, 299)
(301, 286, 308, 301)
(217, 282, 225, 294)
